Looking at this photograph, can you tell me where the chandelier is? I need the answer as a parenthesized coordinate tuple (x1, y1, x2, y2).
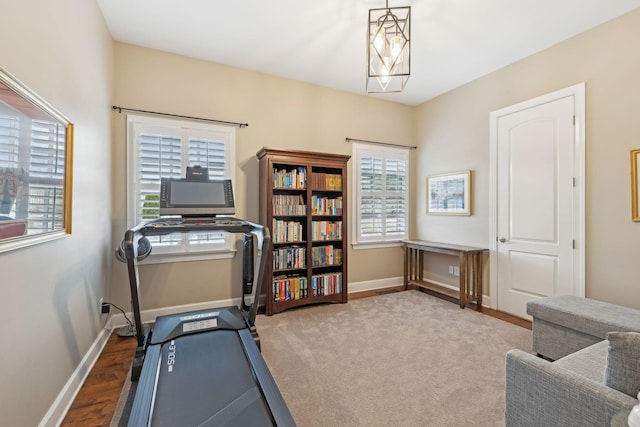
(366, 0, 411, 93)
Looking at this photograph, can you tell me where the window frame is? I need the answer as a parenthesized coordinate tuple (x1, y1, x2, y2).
(351, 142, 409, 249)
(125, 114, 236, 264)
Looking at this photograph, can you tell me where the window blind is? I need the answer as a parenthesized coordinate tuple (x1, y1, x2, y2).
(354, 143, 409, 244)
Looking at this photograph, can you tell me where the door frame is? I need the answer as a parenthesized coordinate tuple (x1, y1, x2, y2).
(487, 83, 586, 310)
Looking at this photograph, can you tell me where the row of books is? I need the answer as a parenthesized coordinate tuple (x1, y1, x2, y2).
(271, 272, 343, 302)
(311, 172, 342, 191)
(311, 272, 343, 297)
(312, 245, 342, 267)
(273, 246, 306, 270)
(272, 219, 303, 243)
(311, 195, 343, 216)
(273, 194, 306, 216)
(311, 220, 342, 241)
(273, 167, 306, 189)
(272, 276, 308, 302)
(272, 168, 343, 191)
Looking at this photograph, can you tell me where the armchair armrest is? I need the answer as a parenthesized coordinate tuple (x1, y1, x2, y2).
(505, 349, 637, 427)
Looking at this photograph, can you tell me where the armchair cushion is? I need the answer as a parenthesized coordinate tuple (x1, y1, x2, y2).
(553, 339, 607, 383)
(605, 331, 640, 397)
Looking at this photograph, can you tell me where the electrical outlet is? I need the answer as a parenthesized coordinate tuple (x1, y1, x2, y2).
(453, 266, 460, 277)
(100, 298, 110, 314)
(448, 265, 454, 274)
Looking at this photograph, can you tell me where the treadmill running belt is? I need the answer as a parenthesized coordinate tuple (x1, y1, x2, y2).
(150, 330, 274, 427)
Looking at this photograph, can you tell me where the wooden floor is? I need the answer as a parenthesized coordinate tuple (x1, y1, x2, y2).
(60, 287, 531, 426)
(61, 330, 137, 426)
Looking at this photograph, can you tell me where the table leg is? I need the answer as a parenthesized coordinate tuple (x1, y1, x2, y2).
(403, 246, 408, 290)
(459, 252, 467, 308)
(475, 252, 483, 307)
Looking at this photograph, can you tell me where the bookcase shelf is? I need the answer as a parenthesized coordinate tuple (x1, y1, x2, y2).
(257, 147, 350, 315)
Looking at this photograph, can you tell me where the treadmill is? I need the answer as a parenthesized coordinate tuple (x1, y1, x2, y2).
(118, 170, 296, 427)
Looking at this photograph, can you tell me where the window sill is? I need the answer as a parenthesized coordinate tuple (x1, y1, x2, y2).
(139, 248, 237, 265)
(351, 241, 404, 250)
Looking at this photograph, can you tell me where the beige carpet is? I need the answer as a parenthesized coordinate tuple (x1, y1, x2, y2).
(255, 290, 532, 427)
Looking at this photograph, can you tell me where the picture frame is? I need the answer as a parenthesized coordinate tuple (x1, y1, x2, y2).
(427, 170, 472, 215)
(631, 149, 640, 221)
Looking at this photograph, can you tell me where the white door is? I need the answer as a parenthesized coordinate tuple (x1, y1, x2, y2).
(490, 84, 585, 319)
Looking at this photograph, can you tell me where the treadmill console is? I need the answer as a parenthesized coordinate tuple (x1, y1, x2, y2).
(160, 177, 235, 216)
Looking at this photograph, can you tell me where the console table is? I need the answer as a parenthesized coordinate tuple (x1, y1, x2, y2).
(403, 240, 488, 308)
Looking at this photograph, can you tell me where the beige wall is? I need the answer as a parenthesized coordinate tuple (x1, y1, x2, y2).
(111, 44, 413, 311)
(414, 9, 640, 308)
(0, 1, 114, 426)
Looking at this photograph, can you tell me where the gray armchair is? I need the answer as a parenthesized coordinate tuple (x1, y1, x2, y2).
(506, 344, 638, 427)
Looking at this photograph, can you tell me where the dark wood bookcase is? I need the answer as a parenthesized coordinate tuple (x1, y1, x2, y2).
(257, 147, 350, 315)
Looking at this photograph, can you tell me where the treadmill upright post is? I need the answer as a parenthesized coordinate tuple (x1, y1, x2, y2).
(123, 228, 145, 348)
(122, 226, 152, 380)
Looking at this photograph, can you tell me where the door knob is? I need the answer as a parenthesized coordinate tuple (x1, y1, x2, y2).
(499, 237, 507, 243)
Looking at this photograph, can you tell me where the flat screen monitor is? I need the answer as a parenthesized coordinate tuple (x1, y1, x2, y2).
(159, 178, 235, 216)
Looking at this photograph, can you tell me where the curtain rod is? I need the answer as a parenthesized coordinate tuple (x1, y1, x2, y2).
(345, 137, 416, 150)
(111, 105, 249, 128)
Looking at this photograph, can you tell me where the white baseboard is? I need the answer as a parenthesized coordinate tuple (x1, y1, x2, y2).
(38, 324, 113, 427)
(348, 276, 403, 294)
(347, 277, 493, 309)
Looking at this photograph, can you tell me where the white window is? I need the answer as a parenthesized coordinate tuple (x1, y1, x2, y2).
(126, 114, 236, 262)
(352, 142, 409, 247)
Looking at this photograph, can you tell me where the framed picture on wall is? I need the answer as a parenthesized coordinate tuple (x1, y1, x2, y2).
(427, 170, 472, 215)
(631, 149, 640, 221)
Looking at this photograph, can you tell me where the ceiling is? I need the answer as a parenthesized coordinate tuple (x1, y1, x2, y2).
(96, 0, 640, 106)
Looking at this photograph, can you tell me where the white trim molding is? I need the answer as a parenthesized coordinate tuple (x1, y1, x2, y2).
(38, 326, 113, 427)
(348, 276, 404, 294)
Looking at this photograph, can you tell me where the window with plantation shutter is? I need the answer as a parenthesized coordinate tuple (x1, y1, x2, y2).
(352, 142, 409, 246)
(126, 114, 236, 261)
